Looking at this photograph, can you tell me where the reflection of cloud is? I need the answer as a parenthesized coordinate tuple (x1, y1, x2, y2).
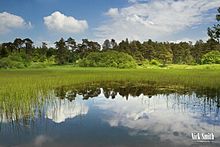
(94, 91, 220, 146)
(34, 135, 52, 147)
(45, 98, 88, 123)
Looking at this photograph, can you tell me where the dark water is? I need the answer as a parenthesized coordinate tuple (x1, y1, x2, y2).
(0, 82, 220, 147)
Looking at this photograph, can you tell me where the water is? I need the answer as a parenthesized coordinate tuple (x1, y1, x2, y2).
(0, 82, 220, 147)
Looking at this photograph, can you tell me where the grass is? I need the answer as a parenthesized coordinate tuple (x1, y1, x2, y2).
(0, 65, 220, 122)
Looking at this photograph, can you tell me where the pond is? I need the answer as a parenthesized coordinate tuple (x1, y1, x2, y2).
(0, 81, 220, 147)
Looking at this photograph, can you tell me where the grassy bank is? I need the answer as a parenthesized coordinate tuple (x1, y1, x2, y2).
(1, 65, 220, 92)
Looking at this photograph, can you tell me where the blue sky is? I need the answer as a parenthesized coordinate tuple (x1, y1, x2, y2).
(0, 0, 220, 46)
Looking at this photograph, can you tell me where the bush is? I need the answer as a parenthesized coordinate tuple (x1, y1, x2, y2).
(150, 59, 161, 66)
(0, 53, 30, 69)
(78, 51, 137, 68)
(201, 51, 220, 64)
(0, 58, 25, 69)
(44, 56, 56, 64)
(30, 63, 47, 68)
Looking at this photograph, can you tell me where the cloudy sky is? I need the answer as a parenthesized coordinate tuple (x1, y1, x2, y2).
(0, 0, 220, 45)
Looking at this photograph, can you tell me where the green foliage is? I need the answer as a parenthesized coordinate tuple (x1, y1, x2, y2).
(0, 46, 9, 57)
(55, 38, 69, 65)
(30, 63, 48, 68)
(0, 53, 31, 69)
(171, 42, 194, 64)
(150, 59, 161, 66)
(139, 59, 150, 67)
(45, 55, 56, 64)
(201, 51, 220, 64)
(33, 54, 47, 62)
(132, 51, 145, 65)
(78, 51, 137, 68)
(0, 58, 24, 69)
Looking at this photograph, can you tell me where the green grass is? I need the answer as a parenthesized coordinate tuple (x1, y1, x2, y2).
(0, 65, 220, 122)
(1, 65, 220, 95)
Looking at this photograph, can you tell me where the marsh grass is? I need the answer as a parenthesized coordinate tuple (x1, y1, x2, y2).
(0, 66, 220, 122)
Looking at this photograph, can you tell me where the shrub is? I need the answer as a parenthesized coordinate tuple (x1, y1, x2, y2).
(30, 63, 47, 68)
(44, 56, 56, 64)
(150, 59, 161, 66)
(201, 51, 220, 64)
(78, 51, 137, 68)
(0, 58, 25, 69)
(0, 53, 30, 69)
(140, 60, 150, 68)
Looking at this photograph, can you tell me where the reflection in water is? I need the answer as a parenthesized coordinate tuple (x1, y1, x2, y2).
(94, 90, 220, 145)
(54, 81, 220, 109)
(45, 96, 88, 123)
(0, 81, 220, 147)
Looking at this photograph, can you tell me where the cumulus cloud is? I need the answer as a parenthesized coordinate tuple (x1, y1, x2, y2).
(44, 11, 88, 34)
(0, 12, 31, 34)
(95, 0, 220, 42)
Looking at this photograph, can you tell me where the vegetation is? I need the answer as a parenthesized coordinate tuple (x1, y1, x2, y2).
(201, 50, 220, 64)
(78, 51, 137, 68)
(1, 37, 220, 69)
(0, 53, 30, 69)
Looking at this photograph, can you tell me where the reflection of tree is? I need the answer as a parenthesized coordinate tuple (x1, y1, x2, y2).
(79, 88, 101, 100)
(55, 87, 67, 99)
(55, 81, 220, 110)
(54, 81, 220, 122)
(54, 85, 101, 100)
(193, 87, 220, 109)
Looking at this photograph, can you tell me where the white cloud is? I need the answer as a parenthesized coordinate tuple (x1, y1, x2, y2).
(95, 0, 220, 42)
(44, 11, 88, 34)
(170, 36, 209, 44)
(128, 0, 148, 3)
(128, 0, 137, 3)
(0, 12, 31, 34)
(105, 8, 119, 17)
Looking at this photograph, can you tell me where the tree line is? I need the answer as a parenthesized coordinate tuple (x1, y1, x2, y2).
(1, 36, 219, 66)
(0, 8, 220, 68)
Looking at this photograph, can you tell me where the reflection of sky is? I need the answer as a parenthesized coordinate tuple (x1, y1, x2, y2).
(1, 113, 17, 123)
(45, 96, 88, 123)
(1, 88, 220, 146)
(91, 89, 220, 146)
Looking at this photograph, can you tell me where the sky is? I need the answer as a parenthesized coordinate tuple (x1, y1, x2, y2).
(0, 0, 220, 46)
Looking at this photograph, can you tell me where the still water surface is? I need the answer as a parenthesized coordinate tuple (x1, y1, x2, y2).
(0, 82, 220, 147)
